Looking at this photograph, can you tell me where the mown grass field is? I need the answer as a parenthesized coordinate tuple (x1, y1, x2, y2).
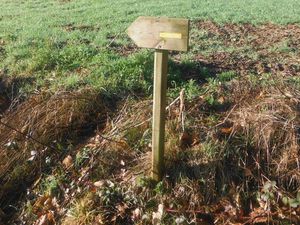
(0, 0, 300, 224)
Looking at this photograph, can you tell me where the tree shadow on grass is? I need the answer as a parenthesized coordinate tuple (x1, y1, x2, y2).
(139, 55, 218, 96)
(168, 59, 216, 84)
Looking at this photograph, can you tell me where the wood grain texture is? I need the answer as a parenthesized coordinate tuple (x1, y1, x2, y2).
(127, 16, 189, 51)
(151, 50, 168, 181)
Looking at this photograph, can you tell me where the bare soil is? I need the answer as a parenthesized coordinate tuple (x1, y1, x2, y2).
(193, 21, 300, 76)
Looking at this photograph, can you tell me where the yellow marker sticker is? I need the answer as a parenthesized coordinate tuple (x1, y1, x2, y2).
(159, 32, 182, 39)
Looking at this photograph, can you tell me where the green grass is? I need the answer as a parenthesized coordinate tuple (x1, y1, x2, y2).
(1, 0, 300, 98)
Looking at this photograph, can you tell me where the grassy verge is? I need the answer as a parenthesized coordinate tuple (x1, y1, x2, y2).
(13, 73, 299, 225)
(0, 0, 300, 224)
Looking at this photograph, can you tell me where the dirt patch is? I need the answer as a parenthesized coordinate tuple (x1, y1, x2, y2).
(197, 21, 300, 49)
(109, 43, 138, 56)
(106, 34, 139, 56)
(195, 51, 300, 76)
(62, 23, 100, 32)
(193, 21, 300, 76)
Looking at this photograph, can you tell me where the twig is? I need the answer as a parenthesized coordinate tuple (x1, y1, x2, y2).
(213, 104, 238, 128)
(166, 95, 181, 111)
(96, 132, 126, 144)
(166, 208, 205, 214)
(105, 29, 127, 49)
(179, 89, 185, 132)
(0, 120, 57, 151)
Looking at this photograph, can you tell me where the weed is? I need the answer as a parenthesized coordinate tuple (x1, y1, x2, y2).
(288, 76, 300, 89)
(201, 139, 220, 159)
(154, 181, 166, 196)
(40, 172, 66, 197)
(203, 78, 222, 107)
(169, 79, 201, 100)
(75, 147, 90, 169)
(65, 193, 97, 225)
(217, 71, 237, 83)
(136, 175, 156, 189)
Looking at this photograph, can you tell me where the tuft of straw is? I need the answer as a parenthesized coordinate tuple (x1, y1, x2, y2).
(0, 89, 108, 206)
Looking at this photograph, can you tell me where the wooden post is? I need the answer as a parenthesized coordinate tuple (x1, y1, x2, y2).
(151, 49, 168, 181)
(127, 16, 189, 181)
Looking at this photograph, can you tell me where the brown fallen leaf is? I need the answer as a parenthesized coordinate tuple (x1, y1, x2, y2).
(220, 127, 233, 135)
(62, 155, 73, 169)
(180, 132, 193, 148)
(46, 212, 56, 225)
(94, 180, 106, 188)
(244, 168, 253, 177)
(33, 195, 50, 215)
(252, 216, 272, 224)
(218, 96, 225, 104)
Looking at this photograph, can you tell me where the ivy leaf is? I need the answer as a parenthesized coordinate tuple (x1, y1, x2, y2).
(282, 196, 289, 206)
(289, 198, 299, 208)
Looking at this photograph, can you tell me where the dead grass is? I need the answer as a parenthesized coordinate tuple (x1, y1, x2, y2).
(9, 74, 299, 224)
(105, 76, 299, 194)
(228, 76, 300, 190)
(0, 89, 108, 217)
(63, 193, 98, 225)
(118, 74, 299, 223)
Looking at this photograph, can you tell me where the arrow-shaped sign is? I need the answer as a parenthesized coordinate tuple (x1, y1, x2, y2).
(127, 16, 189, 52)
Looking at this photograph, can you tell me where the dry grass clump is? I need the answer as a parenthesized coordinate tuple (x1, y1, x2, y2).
(135, 74, 299, 207)
(108, 75, 299, 205)
(63, 193, 99, 225)
(228, 78, 300, 191)
(94, 101, 154, 188)
(0, 89, 107, 210)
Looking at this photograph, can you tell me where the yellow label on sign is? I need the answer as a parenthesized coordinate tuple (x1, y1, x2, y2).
(159, 32, 182, 39)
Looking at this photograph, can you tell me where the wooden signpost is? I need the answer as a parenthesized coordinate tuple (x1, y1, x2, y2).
(127, 16, 189, 181)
